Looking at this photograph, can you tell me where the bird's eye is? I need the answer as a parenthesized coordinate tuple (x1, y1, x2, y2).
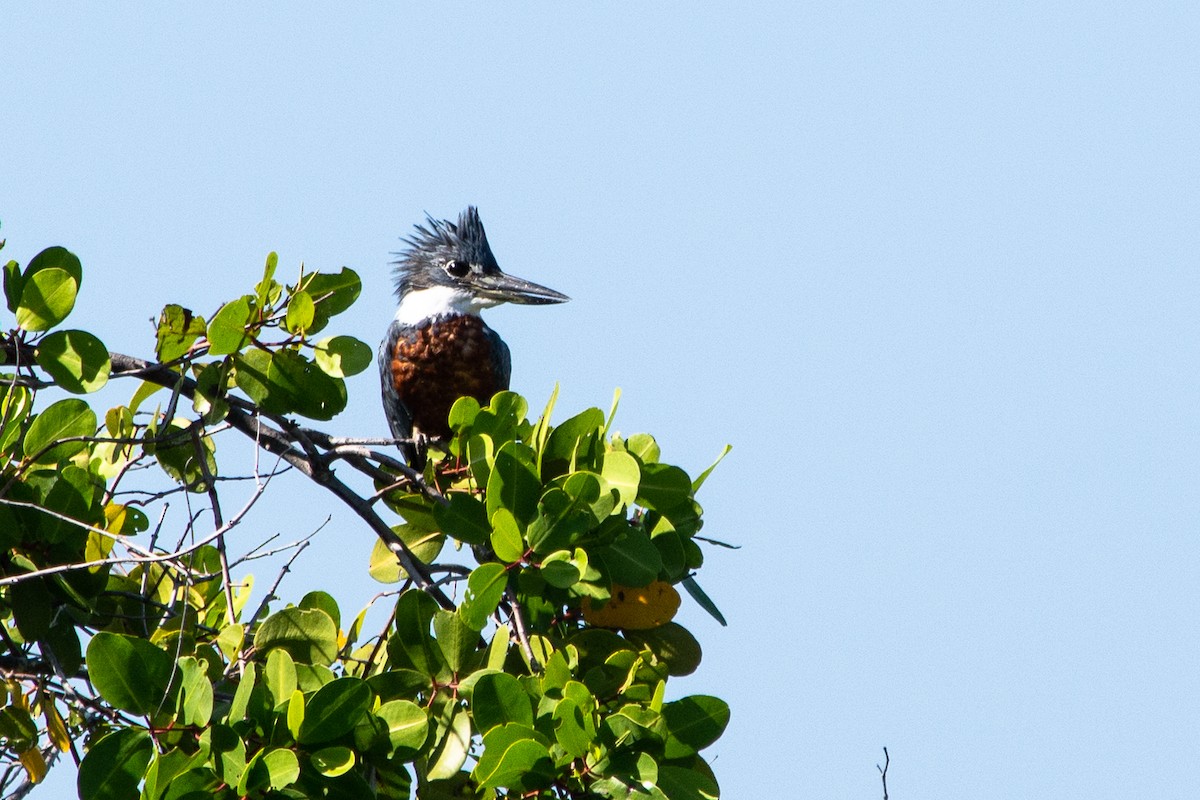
(444, 260, 470, 278)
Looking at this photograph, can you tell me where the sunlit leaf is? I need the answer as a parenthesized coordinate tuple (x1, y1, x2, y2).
(155, 304, 206, 362)
(206, 295, 254, 356)
(36, 329, 110, 393)
(254, 607, 339, 666)
(313, 335, 372, 377)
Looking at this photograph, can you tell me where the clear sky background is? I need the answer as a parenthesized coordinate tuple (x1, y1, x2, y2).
(3, 4, 1199, 798)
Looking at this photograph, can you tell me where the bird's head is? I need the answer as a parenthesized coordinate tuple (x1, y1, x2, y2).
(391, 207, 569, 322)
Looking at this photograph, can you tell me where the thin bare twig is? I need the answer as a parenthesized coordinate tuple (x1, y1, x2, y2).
(877, 747, 890, 800)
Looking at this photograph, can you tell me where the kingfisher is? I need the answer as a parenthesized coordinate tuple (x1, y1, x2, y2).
(379, 207, 569, 466)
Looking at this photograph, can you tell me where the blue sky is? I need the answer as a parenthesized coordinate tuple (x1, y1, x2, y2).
(4, 4, 1199, 798)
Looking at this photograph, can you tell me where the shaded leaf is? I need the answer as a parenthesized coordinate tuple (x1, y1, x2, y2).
(85, 632, 175, 715)
(661, 696, 730, 759)
(681, 576, 727, 627)
(77, 729, 152, 800)
(486, 441, 540, 526)
(433, 491, 490, 546)
(470, 672, 533, 733)
(472, 723, 553, 792)
(298, 677, 371, 745)
(23, 397, 95, 463)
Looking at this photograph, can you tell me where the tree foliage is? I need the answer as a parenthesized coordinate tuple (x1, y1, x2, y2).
(0, 235, 729, 799)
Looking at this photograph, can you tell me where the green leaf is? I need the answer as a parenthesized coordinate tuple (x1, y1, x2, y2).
(23, 397, 96, 463)
(313, 335, 372, 377)
(433, 491, 490, 546)
(228, 662, 256, 723)
(234, 347, 347, 420)
(375, 700, 428, 753)
(526, 484, 593, 555)
(287, 689, 305, 739)
(36, 329, 110, 393)
(392, 589, 441, 674)
(299, 590, 341, 630)
(16, 266, 76, 331)
(77, 729, 152, 800)
(540, 550, 582, 589)
(10, 578, 52, 641)
(155, 304, 206, 362)
(459, 562, 508, 631)
(311, 745, 355, 777)
(637, 463, 693, 512)
(472, 723, 553, 792)
(206, 295, 254, 356)
(85, 632, 175, 715)
(0, 383, 33, 456)
(625, 433, 661, 464)
(489, 508, 525, 563)
(17, 247, 81, 329)
(0, 707, 37, 749)
(486, 441, 541, 526)
(366, 669, 431, 701)
(264, 648, 298, 709)
(256, 252, 280, 307)
(4, 258, 23, 313)
(262, 748, 300, 790)
(284, 289, 314, 333)
(661, 696, 730, 759)
(26, 245, 82, 286)
(467, 432, 494, 486)
(656, 764, 720, 800)
(298, 677, 371, 745)
(529, 383, 559, 466)
(150, 419, 216, 492)
(601, 450, 641, 510)
(447, 395, 481, 433)
(426, 703, 471, 780)
(368, 526, 445, 583)
(177, 656, 214, 726)
(542, 407, 604, 477)
(692, 444, 731, 492)
(433, 610, 475, 674)
(681, 576, 727, 627)
(470, 672, 533, 733)
(599, 530, 662, 587)
(552, 697, 594, 759)
(302, 267, 361, 332)
(623, 622, 703, 676)
(254, 607, 339, 666)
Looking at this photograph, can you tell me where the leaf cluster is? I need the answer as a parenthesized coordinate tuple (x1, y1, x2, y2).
(0, 239, 729, 800)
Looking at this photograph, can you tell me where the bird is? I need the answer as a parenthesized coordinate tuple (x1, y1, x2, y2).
(379, 207, 569, 467)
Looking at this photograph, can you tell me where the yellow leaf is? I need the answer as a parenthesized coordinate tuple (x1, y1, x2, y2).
(43, 701, 70, 753)
(582, 581, 681, 630)
(19, 746, 46, 784)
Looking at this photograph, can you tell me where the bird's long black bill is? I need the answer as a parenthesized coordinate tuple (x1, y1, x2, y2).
(477, 272, 570, 305)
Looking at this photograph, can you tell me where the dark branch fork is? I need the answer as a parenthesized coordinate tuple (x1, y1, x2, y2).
(0, 338, 455, 610)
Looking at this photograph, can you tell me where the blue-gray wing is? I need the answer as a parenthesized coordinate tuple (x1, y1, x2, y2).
(485, 325, 512, 392)
(379, 321, 415, 459)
